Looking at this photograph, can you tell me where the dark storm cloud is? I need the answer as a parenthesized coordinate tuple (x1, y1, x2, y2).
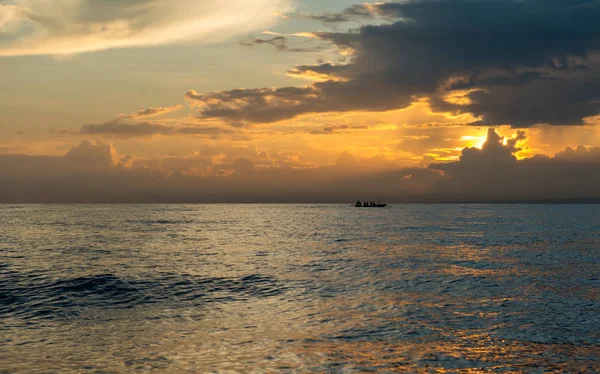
(456, 72, 600, 127)
(188, 0, 600, 127)
(448, 72, 552, 91)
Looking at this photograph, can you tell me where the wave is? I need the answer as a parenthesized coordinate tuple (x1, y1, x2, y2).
(124, 219, 195, 225)
(0, 270, 287, 322)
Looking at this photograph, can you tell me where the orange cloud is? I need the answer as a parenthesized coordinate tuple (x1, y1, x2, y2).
(125, 105, 183, 119)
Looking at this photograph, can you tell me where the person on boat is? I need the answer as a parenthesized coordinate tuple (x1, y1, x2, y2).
(356, 200, 361, 206)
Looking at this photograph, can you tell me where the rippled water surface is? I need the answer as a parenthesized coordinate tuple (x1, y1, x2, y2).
(1, 204, 599, 372)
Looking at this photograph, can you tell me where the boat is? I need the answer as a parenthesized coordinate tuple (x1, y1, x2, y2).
(353, 197, 387, 207)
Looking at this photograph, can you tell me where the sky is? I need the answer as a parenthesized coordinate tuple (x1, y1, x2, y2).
(1, 0, 599, 202)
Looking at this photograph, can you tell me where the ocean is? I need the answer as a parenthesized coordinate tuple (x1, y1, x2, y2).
(1, 204, 599, 372)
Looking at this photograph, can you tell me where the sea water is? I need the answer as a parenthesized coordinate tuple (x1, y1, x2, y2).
(1, 204, 599, 372)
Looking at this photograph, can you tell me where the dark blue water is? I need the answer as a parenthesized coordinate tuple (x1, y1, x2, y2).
(1, 204, 599, 372)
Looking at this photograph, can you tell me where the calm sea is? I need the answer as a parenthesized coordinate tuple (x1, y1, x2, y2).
(1, 204, 599, 372)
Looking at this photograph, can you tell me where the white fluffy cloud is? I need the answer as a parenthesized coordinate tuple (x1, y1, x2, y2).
(0, 0, 291, 56)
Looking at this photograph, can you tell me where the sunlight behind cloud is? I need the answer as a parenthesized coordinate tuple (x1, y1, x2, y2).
(0, 0, 292, 56)
(460, 135, 487, 149)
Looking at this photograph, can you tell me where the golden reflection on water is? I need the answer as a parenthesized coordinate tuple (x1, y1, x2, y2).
(295, 337, 600, 373)
(2, 204, 600, 372)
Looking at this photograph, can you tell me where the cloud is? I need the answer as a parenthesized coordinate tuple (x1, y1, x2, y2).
(80, 122, 176, 137)
(336, 151, 356, 168)
(177, 126, 236, 137)
(185, 77, 414, 125)
(79, 121, 238, 139)
(0, 141, 131, 178)
(286, 63, 355, 81)
(240, 36, 323, 52)
(429, 128, 600, 201)
(241, 36, 288, 51)
(0, 4, 22, 30)
(232, 157, 256, 175)
(309, 124, 368, 135)
(446, 71, 600, 127)
(555, 145, 600, 162)
(185, 85, 337, 125)
(187, 0, 600, 128)
(288, 4, 379, 24)
(0, 147, 438, 203)
(0, 0, 291, 56)
(64, 140, 132, 169)
(77, 106, 239, 139)
(126, 105, 182, 119)
(1, 134, 600, 202)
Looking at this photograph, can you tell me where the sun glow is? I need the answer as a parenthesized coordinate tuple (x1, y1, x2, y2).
(460, 135, 487, 149)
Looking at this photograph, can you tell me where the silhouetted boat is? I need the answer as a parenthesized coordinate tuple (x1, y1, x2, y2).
(353, 197, 387, 207)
